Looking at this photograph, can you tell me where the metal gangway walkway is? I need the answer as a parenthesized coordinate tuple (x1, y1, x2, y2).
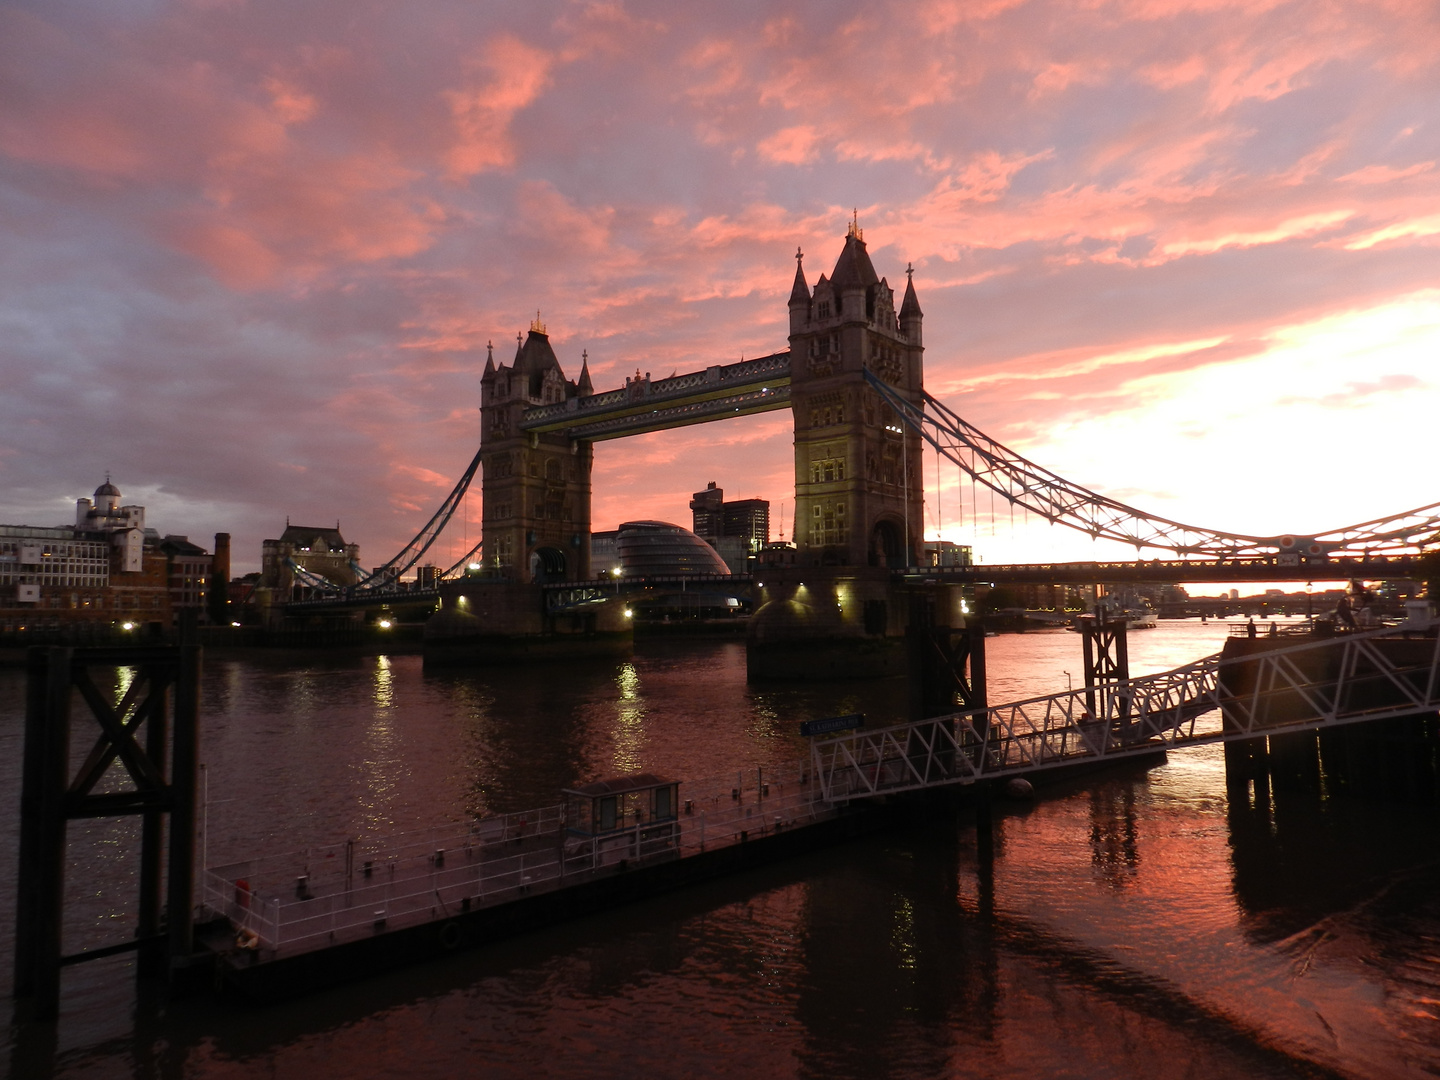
(811, 620, 1440, 801)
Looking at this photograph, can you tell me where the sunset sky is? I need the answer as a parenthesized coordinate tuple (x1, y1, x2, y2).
(2, 1, 1438, 586)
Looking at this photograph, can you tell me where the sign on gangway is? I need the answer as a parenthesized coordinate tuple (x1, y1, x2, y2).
(800, 713, 865, 738)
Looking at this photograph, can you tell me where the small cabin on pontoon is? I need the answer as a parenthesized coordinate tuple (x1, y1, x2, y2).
(563, 774, 679, 836)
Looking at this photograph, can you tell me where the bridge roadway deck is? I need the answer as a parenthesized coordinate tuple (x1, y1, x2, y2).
(282, 573, 753, 614)
(284, 553, 1425, 613)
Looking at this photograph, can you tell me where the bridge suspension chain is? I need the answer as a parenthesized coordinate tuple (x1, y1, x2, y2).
(353, 444, 485, 592)
(439, 538, 485, 580)
(864, 370, 1440, 559)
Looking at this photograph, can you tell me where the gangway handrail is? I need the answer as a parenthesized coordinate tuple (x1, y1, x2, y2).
(810, 618, 1440, 800)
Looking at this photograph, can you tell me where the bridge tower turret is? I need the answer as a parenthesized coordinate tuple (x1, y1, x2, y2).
(786, 219, 925, 568)
(479, 319, 593, 583)
(788, 246, 811, 334)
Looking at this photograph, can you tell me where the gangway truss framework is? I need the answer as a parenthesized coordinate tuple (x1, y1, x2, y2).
(810, 619, 1440, 802)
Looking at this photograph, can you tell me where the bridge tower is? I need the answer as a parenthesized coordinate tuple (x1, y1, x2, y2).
(787, 220, 925, 567)
(479, 318, 594, 583)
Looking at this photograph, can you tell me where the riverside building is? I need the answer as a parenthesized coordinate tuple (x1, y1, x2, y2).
(689, 482, 769, 573)
(0, 478, 218, 633)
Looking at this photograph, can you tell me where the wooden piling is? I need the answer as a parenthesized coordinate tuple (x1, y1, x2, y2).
(13, 643, 203, 1021)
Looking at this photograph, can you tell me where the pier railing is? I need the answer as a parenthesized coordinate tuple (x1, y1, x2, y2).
(201, 761, 833, 957)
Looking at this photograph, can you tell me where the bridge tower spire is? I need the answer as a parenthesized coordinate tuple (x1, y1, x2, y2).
(787, 226, 925, 567)
(479, 324, 593, 583)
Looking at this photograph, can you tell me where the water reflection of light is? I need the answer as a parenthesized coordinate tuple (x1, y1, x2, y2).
(373, 655, 395, 711)
(356, 655, 401, 833)
(612, 662, 646, 774)
(115, 665, 137, 700)
(891, 895, 918, 971)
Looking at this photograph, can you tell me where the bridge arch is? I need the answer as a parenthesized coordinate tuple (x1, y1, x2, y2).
(529, 546, 567, 583)
(869, 517, 905, 569)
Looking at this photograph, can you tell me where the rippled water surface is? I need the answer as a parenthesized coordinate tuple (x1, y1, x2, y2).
(3, 620, 1438, 1079)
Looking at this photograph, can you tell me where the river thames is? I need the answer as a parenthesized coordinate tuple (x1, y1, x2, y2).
(3, 620, 1438, 1078)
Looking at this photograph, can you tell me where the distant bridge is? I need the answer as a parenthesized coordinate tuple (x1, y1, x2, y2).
(903, 554, 1430, 586)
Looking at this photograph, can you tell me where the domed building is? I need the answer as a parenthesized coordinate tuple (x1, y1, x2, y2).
(1, 476, 221, 637)
(76, 477, 147, 568)
(611, 522, 744, 621)
(615, 521, 730, 577)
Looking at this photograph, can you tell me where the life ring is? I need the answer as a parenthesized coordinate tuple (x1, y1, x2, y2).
(439, 921, 462, 951)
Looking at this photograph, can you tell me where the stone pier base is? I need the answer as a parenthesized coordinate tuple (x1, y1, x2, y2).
(423, 581, 632, 667)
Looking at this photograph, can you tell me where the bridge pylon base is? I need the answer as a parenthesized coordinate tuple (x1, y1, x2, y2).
(423, 580, 632, 667)
(745, 567, 967, 681)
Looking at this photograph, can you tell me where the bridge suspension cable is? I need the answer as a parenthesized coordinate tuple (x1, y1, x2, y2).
(439, 538, 485, 580)
(353, 445, 484, 592)
(864, 370, 1440, 559)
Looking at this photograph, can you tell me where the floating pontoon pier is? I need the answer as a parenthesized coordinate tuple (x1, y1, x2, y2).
(201, 763, 867, 998)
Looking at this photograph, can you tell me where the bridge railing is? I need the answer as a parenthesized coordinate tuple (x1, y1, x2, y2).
(812, 655, 1222, 801)
(811, 619, 1440, 800)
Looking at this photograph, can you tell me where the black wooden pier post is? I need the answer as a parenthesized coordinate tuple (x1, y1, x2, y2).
(14, 641, 202, 1021)
(906, 593, 987, 721)
(1080, 610, 1130, 736)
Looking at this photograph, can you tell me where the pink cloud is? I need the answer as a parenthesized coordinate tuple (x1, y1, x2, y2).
(1157, 208, 1355, 258)
(1342, 213, 1440, 251)
(443, 34, 555, 180)
(1338, 162, 1435, 185)
(757, 125, 821, 165)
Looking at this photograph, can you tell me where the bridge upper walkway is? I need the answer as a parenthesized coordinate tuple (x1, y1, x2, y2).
(811, 620, 1440, 801)
(520, 351, 791, 440)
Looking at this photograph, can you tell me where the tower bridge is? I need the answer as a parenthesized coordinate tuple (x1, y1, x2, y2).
(288, 220, 1440, 674)
(475, 219, 926, 587)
